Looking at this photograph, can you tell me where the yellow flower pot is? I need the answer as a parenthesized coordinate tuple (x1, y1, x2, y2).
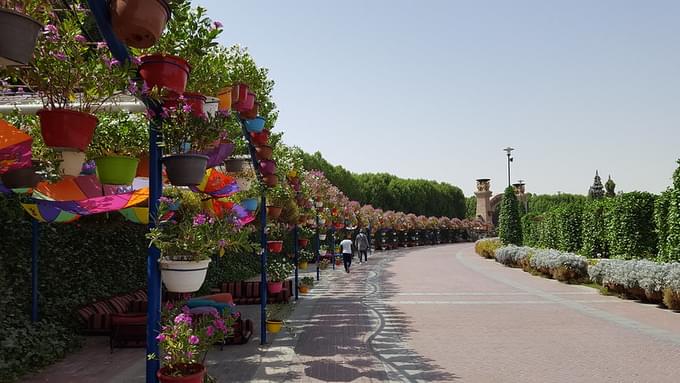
(266, 319, 283, 333)
(298, 261, 308, 270)
(217, 87, 232, 111)
(299, 285, 309, 294)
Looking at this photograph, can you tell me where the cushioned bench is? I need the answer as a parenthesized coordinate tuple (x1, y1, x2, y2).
(221, 280, 292, 305)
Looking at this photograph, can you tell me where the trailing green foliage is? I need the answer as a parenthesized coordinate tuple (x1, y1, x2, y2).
(555, 203, 583, 253)
(580, 199, 609, 258)
(465, 196, 477, 219)
(521, 213, 542, 247)
(664, 161, 680, 261)
(537, 210, 560, 249)
(498, 187, 522, 245)
(654, 190, 672, 261)
(525, 193, 587, 215)
(604, 192, 657, 259)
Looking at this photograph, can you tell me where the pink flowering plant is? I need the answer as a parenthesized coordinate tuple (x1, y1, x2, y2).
(149, 302, 237, 376)
(5, 4, 129, 112)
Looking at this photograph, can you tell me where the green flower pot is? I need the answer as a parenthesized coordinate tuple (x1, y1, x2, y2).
(95, 156, 140, 185)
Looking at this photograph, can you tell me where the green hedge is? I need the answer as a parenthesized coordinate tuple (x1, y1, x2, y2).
(581, 199, 609, 258)
(521, 213, 541, 247)
(663, 162, 680, 261)
(604, 192, 657, 259)
(555, 203, 583, 253)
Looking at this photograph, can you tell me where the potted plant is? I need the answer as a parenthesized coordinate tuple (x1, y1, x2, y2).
(298, 249, 315, 270)
(266, 256, 294, 294)
(299, 276, 314, 294)
(297, 227, 314, 248)
(0, 1, 43, 66)
(87, 112, 148, 185)
(265, 183, 290, 221)
(266, 223, 285, 253)
(8, 5, 129, 152)
(319, 258, 330, 270)
(151, 301, 234, 383)
(110, 0, 170, 49)
(147, 188, 256, 292)
(265, 303, 293, 334)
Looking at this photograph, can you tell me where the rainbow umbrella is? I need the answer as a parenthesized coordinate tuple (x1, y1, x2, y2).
(204, 141, 235, 169)
(0, 119, 32, 175)
(119, 207, 149, 224)
(190, 168, 239, 197)
(21, 203, 80, 223)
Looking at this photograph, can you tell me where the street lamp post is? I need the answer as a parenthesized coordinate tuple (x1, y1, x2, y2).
(503, 147, 514, 187)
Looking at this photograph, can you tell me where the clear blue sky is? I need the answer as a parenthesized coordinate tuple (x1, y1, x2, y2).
(194, 0, 679, 196)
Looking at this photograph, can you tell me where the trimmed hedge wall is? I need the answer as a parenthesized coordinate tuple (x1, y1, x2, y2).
(604, 192, 657, 259)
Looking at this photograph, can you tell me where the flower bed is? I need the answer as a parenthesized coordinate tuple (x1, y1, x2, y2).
(474, 238, 501, 259)
(529, 248, 588, 282)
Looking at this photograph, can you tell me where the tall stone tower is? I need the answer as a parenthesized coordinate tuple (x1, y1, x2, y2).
(475, 179, 493, 223)
(588, 170, 605, 199)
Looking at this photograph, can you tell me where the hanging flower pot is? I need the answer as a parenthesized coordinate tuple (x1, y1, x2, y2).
(263, 174, 278, 187)
(241, 102, 259, 120)
(299, 285, 309, 294)
(250, 130, 270, 146)
(266, 319, 283, 333)
(37, 109, 98, 151)
(241, 198, 259, 211)
(267, 240, 283, 253)
(157, 363, 206, 383)
(255, 145, 273, 161)
(110, 0, 170, 49)
(233, 90, 255, 113)
(267, 205, 282, 220)
(136, 154, 149, 177)
(223, 158, 251, 173)
(267, 281, 283, 294)
(94, 156, 139, 185)
(335, 258, 342, 266)
(162, 154, 208, 186)
(297, 238, 309, 248)
(163, 92, 206, 117)
(0, 8, 42, 66)
(298, 261, 308, 270)
(159, 259, 211, 293)
(232, 83, 249, 104)
(259, 160, 276, 176)
(319, 234, 327, 241)
(243, 117, 265, 133)
(139, 55, 191, 94)
(0, 167, 41, 189)
(217, 87, 232, 111)
(59, 151, 87, 177)
(334, 222, 345, 229)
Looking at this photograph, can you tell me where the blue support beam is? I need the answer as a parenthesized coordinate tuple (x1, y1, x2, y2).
(259, 193, 268, 345)
(30, 219, 39, 322)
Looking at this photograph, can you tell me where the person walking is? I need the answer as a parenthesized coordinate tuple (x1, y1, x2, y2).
(340, 235, 353, 273)
(355, 229, 369, 263)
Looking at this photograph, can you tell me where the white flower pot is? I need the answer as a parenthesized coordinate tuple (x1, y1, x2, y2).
(159, 259, 211, 293)
(319, 234, 327, 241)
(204, 96, 219, 116)
(59, 151, 86, 176)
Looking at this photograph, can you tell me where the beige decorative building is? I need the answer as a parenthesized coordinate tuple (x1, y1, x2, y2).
(474, 178, 493, 223)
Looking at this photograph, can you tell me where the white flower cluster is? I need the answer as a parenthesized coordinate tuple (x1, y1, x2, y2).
(494, 245, 533, 267)
(528, 248, 589, 278)
(589, 259, 680, 294)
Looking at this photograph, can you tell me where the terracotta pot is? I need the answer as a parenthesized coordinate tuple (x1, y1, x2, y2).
(162, 154, 208, 186)
(299, 285, 309, 294)
(157, 363, 206, 383)
(263, 174, 278, 187)
(139, 54, 191, 94)
(297, 238, 309, 248)
(267, 281, 283, 294)
(267, 205, 282, 220)
(163, 91, 206, 117)
(136, 154, 149, 177)
(38, 109, 98, 151)
(255, 145, 273, 161)
(259, 160, 276, 176)
(267, 240, 283, 253)
(110, 0, 170, 49)
(217, 87, 232, 111)
(250, 130, 270, 146)
(0, 167, 41, 189)
(0, 8, 42, 66)
(241, 102, 258, 119)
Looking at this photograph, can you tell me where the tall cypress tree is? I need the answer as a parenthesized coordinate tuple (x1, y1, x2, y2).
(499, 186, 523, 245)
(665, 161, 680, 261)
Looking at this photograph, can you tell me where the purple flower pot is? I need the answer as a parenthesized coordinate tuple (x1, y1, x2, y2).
(259, 160, 276, 176)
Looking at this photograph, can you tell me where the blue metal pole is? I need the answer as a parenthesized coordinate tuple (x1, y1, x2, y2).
(30, 219, 39, 322)
(146, 116, 162, 383)
(315, 213, 320, 281)
(293, 225, 299, 300)
(259, 193, 267, 345)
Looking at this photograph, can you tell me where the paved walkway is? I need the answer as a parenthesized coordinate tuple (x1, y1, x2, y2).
(25, 243, 680, 382)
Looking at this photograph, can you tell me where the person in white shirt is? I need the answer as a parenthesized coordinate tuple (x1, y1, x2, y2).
(339, 235, 354, 273)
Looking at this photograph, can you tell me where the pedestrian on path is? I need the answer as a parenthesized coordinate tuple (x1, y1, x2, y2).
(355, 229, 369, 263)
(340, 235, 353, 273)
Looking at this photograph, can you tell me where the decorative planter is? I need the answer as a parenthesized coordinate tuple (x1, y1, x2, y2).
(334, 223, 345, 229)
(265, 319, 283, 333)
(203, 96, 219, 116)
(267, 205, 282, 220)
(298, 261, 308, 270)
(157, 363, 206, 383)
(232, 84, 249, 104)
(136, 154, 149, 177)
(110, 0, 170, 49)
(244, 117, 265, 133)
(95, 156, 139, 185)
(159, 259, 211, 293)
(0, 8, 42, 66)
(259, 160, 276, 176)
(241, 102, 258, 120)
(217, 87, 232, 111)
(241, 198, 259, 211)
(38, 109, 98, 151)
(250, 130, 270, 146)
(59, 151, 87, 176)
(297, 238, 309, 248)
(139, 54, 191, 94)
(299, 285, 309, 294)
(263, 174, 278, 187)
(335, 259, 342, 266)
(267, 240, 283, 253)
(223, 158, 250, 173)
(0, 167, 41, 189)
(319, 234, 327, 241)
(163, 92, 206, 117)
(162, 154, 208, 186)
(267, 281, 283, 294)
(255, 145, 273, 161)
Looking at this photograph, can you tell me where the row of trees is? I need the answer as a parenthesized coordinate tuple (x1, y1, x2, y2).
(300, 151, 466, 218)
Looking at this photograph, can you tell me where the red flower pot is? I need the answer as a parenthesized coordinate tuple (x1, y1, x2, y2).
(139, 54, 191, 94)
(37, 109, 98, 151)
(232, 83, 249, 104)
(267, 281, 283, 294)
(267, 205, 282, 220)
(157, 363, 205, 383)
(234, 92, 255, 113)
(263, 174, 278, 187)
(267, 240, 283, 253)
(163, 91, 206, 117)
(334, 223, 345, 229)
(259, 160, 276, 176)
(241, 102, 258, 119)
(255, 145, 273, 161)
(297, 238, 309, 248)
(136, 154, 149, 177)
(110, 0, 170, 49)
(250, 130, 270, 145)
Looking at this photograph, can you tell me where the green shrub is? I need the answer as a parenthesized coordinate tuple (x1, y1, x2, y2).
(537, 210, 560, 249)
(475, 238, 502, 259)
(556, 203, 583, 253)
(654, 189, 672, 261)
(664, 161, 680, 261)
(581, 199, 610, 258)
(605, 192, 657, 259)
(498, 187, 522, 245)
(521, 213, 542, 247)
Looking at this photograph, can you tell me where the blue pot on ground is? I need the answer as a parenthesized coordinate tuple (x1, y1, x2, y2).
(243, 116, 265, 133)
(242, 198, 258, 211)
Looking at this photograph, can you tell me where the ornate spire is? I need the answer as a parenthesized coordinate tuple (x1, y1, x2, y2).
(588, 170, 604, 199)
(605, 175, 616, 197)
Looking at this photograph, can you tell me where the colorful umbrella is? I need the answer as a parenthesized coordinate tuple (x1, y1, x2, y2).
(190, 168, 239, 198)
(0, 119, 32, 175)
(21, 203, 80, 223)
(119, 207, 149, 224)
(203, 141, 235, 169)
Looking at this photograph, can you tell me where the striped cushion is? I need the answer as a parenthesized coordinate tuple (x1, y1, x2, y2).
(77, 306, 96, 324)
(108, 296, 132, 313)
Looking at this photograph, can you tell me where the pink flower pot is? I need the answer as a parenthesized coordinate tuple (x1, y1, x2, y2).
(267, 281, 283, 294)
